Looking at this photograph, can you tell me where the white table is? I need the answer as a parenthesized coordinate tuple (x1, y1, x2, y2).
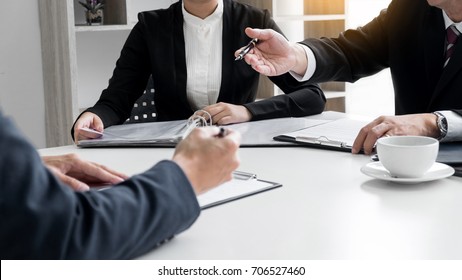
(39, 141, 462, 259)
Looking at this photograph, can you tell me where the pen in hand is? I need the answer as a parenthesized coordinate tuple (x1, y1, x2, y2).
(235, 38, 259, 61)
(216, 127, 228, 138)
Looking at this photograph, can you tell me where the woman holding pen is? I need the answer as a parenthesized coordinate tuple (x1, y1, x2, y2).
(72, 0, 325, 141)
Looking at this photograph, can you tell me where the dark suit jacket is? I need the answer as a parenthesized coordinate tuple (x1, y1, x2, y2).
(302, 0, 461, 116)
(0, 112, 200, 259)
(80, 0, 325, 130)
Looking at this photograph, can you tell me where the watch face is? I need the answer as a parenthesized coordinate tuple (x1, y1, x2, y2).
(434, 112, 447, 140)
(435, 112, 448, 137)
(441, 117, 448, 130)
(439, 115, 447, 130)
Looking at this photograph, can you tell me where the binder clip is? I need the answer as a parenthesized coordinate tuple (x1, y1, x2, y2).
(182, 110, 213, 139)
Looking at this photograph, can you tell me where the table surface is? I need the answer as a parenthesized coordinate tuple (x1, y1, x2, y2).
(39, 135, 462, 260)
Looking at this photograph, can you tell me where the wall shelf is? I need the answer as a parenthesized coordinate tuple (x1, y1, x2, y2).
(75, 24, 134, 32)
(274, 14, 346, 22)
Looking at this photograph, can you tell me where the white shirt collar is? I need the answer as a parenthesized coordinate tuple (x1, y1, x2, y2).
(442, 10, 462, 33)
(182, 0, 223, 26)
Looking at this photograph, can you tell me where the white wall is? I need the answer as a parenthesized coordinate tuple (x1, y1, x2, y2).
(0, 1, 46, 148)
(127, 0, 178, 23)
(272, 0, 305, 42)
(345, 0, 394, 117)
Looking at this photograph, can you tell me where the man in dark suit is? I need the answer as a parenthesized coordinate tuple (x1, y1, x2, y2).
(238, 0, 462, 154)
(0, 111, 240, 259)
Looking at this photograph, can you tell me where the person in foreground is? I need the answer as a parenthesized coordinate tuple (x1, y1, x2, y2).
(72, 0, 326, 142)
(238, 0, 462, 154)
(0, 111, 240, 259)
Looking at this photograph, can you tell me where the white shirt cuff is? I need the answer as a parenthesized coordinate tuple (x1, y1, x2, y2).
(289, 44, 317, 82)
(438, 110, 462, 142)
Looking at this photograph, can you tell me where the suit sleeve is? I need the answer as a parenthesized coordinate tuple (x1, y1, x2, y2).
(301, 8, 390, 84)
(1, 114, 200, 259)
(242, 10, 326, 120)
(244, 76, 326, 121)
(70, 15, 153, 139)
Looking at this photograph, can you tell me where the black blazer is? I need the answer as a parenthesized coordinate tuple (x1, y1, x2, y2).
(80, 0, 325, 130)
(302, 0, 461, 116)
(0, 112, 200, 259)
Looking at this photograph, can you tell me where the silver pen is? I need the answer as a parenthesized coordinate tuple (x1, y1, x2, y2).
(235, 38, 259, 61)
(233, 170, 257, 180)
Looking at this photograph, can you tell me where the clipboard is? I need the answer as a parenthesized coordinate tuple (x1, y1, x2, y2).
(95, 170, 282, 208)
(197, 171, 282, 210)
(273, 134, 353, 152)
(274, 118, 370, 153)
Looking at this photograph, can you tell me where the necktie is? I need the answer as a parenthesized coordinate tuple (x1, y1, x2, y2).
(444, 25, 460, 67)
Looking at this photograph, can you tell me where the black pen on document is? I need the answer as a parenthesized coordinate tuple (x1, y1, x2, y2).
(216, 127, 228, 138)
(235, 38, 258, 61)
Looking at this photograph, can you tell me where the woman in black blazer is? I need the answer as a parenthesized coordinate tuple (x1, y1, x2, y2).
(73, 0, 326, 141)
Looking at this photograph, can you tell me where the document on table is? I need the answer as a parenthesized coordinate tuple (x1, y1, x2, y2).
(225, 117, 329, 146)
(78, 110, 216, 147)
(78, 120, 187, 147)
(198, 171, 282, 209)
(77, 117, 329, 148)
(274, 117, 370, 152)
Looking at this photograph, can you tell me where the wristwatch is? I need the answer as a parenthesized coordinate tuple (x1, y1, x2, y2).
(433, 111, 448, 140)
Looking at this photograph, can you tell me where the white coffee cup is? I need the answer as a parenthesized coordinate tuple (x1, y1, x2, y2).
(376, 136, 439, 178)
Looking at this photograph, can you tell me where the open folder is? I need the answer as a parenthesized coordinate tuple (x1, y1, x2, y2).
(77, 116, 328, 148)
(274, 118, 370, 152)
(78, 119, 190, 147)
(78, 110, 212, 147)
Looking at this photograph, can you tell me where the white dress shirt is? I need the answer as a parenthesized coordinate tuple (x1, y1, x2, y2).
(292, 10, 462, 141)
(182, 0, 223, 111)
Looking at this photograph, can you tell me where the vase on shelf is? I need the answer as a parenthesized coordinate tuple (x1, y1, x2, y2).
(85, 9, 104, 26)
(79, 0, 105, 26)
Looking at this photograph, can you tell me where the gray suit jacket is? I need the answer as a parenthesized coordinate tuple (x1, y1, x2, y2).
(0, 112, 200, 259)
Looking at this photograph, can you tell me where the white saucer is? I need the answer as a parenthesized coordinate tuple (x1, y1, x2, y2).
(361, 162, 455, 184)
